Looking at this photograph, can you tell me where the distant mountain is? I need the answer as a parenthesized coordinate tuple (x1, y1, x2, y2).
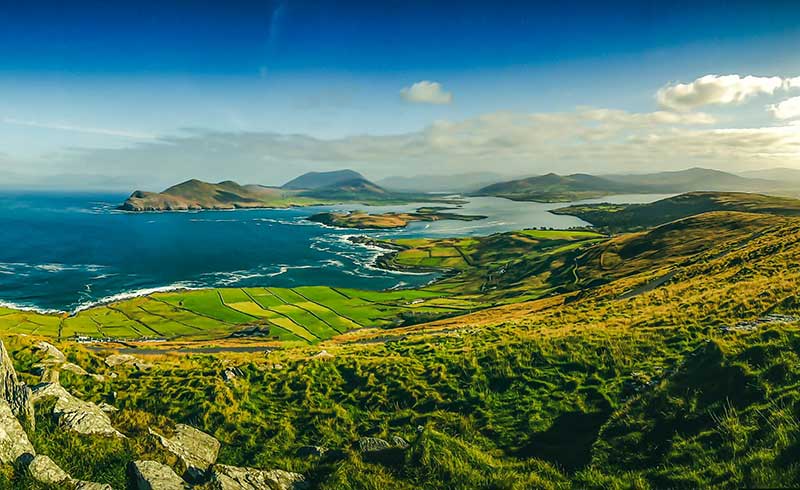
(302, 177, 389, 200)
(118, 179, 294, 211)
(603, 167, 779, 193)
(120, 174, 397, 211)
(476, 167, 798, 203)
(378, 172, 506, 193)
(281, 169, 365, 190)
(739, 167, 800, 183)
(474, 173, 645, 202)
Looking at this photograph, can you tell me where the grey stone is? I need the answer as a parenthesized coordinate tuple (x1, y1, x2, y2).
(357, 437, 391, 453)
(209, 464, 307, 490)
(74, 481, 114, 490)
(31, 382, 124, 438)
(391, 436, 410, 449)
(0, 340, 35, 430)
(0, 400, 34, 463)
(27, 454, 70, 485)
(129, 460, 190, 490)
(150, 424, 220, 482)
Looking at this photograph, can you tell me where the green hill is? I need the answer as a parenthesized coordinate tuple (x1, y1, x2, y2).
(474, 172, 648, 202)
(301, 177, 389, 200)
(554, 191, 800, 233)
(118, 179, 310, 211)
(604, 166, 782, 193)
(3, 207, 800, 488)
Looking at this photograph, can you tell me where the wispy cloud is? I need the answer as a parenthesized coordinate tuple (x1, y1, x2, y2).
(2, 118, 157, 140)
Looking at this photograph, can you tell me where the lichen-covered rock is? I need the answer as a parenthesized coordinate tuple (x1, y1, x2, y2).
(209, 464, 307, 490)
(0, 340, 35, 430)
(129, 460, 190, 490)
(105, 354, 153, 370)
(150, 424, 220, 481)
(27, 454, 70, 485)
(35, 341, 67, 363)
(391, 436, 410, 449)
(31, 382, 124, 438)
(357, 437, 391, 453)
(0, 400, 34, 463)
(74, 481, 114, 490)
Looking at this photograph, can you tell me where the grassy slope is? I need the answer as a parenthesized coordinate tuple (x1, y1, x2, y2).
(474, 173, 645, 202)
(553, 191, 800, 233)
(4, 210, 800, 488)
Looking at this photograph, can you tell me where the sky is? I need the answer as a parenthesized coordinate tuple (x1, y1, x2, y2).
(1, 0, 800, 189)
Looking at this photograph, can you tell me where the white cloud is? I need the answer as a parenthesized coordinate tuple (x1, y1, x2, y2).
(400, 81, 453, 105)
(656, 74, 794, 111)
(769, 96, 800, 120)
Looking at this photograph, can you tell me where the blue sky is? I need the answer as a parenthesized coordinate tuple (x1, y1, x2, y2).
(2, 1, 800, 187)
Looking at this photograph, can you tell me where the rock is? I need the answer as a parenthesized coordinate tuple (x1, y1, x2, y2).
(357, 437, 391, 453)
(209, 464, 307, 490)
(296, 445, 327, 458)
(31, 382, 124, 438)
(35, 341, 67, 363)
(0, 400, 35, 463)
(105, 353, 137, 367)
(129, 460, 190, 490)
(106, 353, 154, 369)
(310, 350, 333, 361)
(27, 454, 70, 485)
(222, 367, 243, 382)
(150, 424, 220, 482)
(0, 340, 35, 430)
(62, 362, 90, 376)
(391, 436, 409, 449)
(74, 481, 114, 490)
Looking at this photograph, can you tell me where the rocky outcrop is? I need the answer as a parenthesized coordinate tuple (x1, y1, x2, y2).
(0, 400, 34, 463)
(357, 437, 392, 453)
(150, 424, 220, 481)
(129, 460, 190, 490)
(105, 353, 154, 370)
(74, 481, 114, 490)
(27, 454, 70, 485)
(296, 445, 327, 458)
(31, 382, 124, 438)
(34, 341, 104, 382)
(208, 465, 307, 490)
(0, 340, 35, 430)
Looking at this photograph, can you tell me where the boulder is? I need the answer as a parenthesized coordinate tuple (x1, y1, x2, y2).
(129, 460, 190, 490)
(209, 464, 307, 490)
(35, 341, 67, 363)
(74, 481, 114, 490)
(150, 424, 220, 481)
(31, 382, 124, 438)
(357, 437, 391, 453)
(0, 340, 35, 429)
(0, 400, 35, 463)
(391, 436, 410, 449)
(105, 354, 154, 370)
(27, 454, 70, 485)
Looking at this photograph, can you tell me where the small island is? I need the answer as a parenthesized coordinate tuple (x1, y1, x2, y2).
(306, 207, 487, 229)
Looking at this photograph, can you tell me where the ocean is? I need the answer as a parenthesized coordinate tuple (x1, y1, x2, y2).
(0, 191, 672, 312)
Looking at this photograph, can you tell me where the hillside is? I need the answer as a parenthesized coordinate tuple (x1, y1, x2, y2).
(1, 209, 800, 488)
(475, 167, 797, 203)
(118, 179, 311, 211)
(740, 167, 800, 183)
(474, 172, 644, 202)
(603, 166, 781, 193)
(281, 169, 365, 190)
(553, 191, 800, 233)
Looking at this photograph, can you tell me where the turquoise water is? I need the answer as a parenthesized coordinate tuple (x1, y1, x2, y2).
(0, 192, 671, 312)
